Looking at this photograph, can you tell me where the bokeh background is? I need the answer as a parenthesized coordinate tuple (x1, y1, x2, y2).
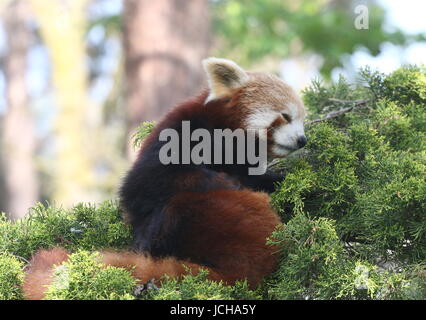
(0, 0, 425, 219)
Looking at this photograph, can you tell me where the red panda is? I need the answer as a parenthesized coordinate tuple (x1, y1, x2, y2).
(22, 58, 307, 300)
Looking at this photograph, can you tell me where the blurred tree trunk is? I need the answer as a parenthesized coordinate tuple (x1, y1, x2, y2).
(1, 0, 39, 219)
(0, 120, 6, 214)
(123, 0, 211, 159)
(30, 0, 96, 207)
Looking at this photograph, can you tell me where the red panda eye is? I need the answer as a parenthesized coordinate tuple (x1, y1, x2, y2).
(282, 113, 291, 122)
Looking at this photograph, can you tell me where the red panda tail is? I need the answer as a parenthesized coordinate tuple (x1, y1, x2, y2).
(22, 247, 70, 300)
(101, 250, 240, 285)
(22, 248, 237, 300)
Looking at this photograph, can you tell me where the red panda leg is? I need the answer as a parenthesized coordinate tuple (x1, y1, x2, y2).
(167, 189, 281, 288)
(99, 189, 281, 290)
(22, 247, 70, 300)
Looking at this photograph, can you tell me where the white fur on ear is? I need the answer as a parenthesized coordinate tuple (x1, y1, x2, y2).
(202, 57, 249, 103)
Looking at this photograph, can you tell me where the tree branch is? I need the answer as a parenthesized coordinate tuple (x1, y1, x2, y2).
(306, 98, 369, 126)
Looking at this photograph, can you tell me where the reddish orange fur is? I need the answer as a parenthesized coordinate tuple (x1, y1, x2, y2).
(99, 191, 280, 289)
(166, 190, 280, 286)
(22, 247, 70, 300)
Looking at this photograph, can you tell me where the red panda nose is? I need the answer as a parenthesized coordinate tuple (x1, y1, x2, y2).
(297, 136, 307, 148)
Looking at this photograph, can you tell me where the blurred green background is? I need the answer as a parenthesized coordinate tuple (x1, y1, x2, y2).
(0, 0, 425, 219)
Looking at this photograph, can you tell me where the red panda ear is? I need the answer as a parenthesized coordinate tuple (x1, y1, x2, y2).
(202, 57, 249, 103)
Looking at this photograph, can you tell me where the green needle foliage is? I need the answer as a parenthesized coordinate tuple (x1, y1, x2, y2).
(0, 253, 24, 300)
(0, 66, 425, 300)
(0, 201, 132, 260)
(267, 214, 424, 299)
(268, 65, 426, 299)
(44, 251, 136, 300)
(142, 269, 261, 300)
(272, 65, 426, 261)
(132, 121, 156, 149)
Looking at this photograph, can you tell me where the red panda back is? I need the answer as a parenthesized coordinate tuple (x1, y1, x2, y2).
(22, 57, 307, 299)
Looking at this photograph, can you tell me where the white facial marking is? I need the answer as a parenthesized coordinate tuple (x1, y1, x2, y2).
(245, 107, 278, 130)
(273, 120, 305, 149)
(273, 102, 305, 156)
(272, 145, 291, 157)
(245, 101, 305, 156)
(287, 102, 299, 120)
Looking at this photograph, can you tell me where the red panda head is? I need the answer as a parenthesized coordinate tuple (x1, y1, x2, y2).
(203, 57, 307, 158)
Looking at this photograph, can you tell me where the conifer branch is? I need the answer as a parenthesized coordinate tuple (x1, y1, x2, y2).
(306, 98, 370, 125)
